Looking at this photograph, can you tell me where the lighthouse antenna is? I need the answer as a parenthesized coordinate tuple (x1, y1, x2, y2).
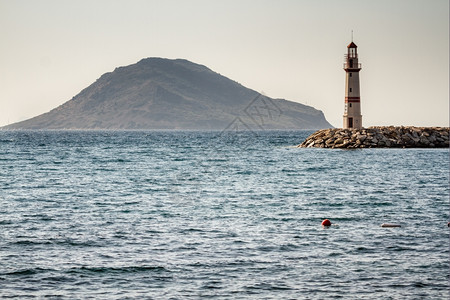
(351, 30, 353, 42)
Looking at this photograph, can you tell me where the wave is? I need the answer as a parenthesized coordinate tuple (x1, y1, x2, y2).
(69, 266, 169, 274)
(2, 266, 169, 276)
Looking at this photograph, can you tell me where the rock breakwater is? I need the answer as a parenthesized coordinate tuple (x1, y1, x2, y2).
(298, 126, 449, 148)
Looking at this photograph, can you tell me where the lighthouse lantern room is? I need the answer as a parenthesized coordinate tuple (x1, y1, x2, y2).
(343, 41, 362, 129)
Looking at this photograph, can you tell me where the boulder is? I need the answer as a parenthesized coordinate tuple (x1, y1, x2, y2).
(298, 126, 449, 149)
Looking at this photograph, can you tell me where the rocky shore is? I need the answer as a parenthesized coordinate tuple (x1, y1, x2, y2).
(298, 126, 449, 148)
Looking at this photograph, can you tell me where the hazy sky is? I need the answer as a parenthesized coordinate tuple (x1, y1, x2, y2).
(1, 0, 448, 128)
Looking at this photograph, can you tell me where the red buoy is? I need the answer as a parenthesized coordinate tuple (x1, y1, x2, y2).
(322, 219, 331, 226)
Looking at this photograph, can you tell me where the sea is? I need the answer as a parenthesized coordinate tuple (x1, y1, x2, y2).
(0, 130, 449, 299)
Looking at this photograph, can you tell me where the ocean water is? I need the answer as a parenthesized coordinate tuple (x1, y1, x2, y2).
(0, 130, 448, 299)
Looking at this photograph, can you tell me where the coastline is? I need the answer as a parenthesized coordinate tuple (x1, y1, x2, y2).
(298, 126, 449, 148)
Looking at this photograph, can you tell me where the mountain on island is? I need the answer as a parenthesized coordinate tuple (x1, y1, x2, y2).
(3, 58, 332, 130)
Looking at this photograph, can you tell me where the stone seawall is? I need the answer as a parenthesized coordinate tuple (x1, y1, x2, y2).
(298, 126, 449, 148)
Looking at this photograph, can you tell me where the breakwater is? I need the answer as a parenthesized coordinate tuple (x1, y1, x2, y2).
(298, 126, 449, 148)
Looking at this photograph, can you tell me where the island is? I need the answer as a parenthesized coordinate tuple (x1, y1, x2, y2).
(2, 58, 331, 130)
(298, 126, 449, 148)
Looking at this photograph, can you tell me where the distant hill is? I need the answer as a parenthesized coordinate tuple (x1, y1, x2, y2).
(3, 58, 332, 130)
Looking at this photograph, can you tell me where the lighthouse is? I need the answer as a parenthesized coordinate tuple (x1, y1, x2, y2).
(343, 41, 362, 129)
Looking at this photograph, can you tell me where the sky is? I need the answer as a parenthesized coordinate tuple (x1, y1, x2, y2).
(0, 0, 448, 128)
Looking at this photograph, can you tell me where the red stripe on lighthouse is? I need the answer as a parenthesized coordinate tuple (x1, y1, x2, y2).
(345, 97, 360, 103)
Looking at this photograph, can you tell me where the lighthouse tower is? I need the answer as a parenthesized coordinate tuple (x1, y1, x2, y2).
(343, 41, 362, 129)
